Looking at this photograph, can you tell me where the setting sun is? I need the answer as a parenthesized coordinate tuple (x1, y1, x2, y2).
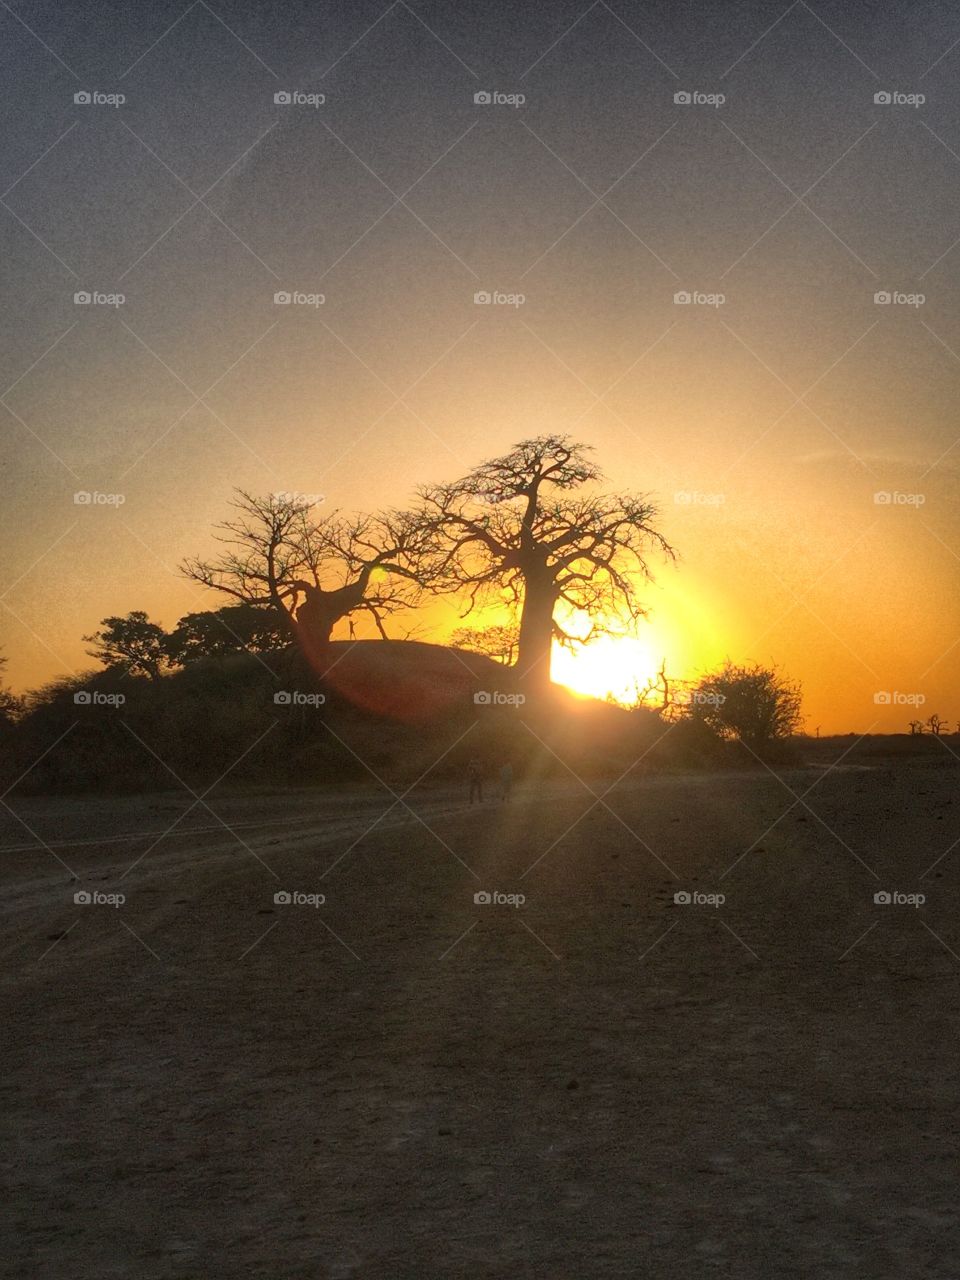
(552, 633, 664, 706)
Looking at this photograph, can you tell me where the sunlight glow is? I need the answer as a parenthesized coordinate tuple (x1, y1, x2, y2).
(552, 632, 664, 706)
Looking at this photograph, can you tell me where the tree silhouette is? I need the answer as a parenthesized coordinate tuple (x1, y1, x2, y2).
(292, 511, 424, 649)
(182, 491, 424, 662)
(416, 435, 674, 686)
(167, 603, 288, 663)
(687, 662, 802, 750)
(450, 623, 520, 665)
(83, 612, 169, 682)
(0, 650, 21, 728)
(927, 712, 948, 736)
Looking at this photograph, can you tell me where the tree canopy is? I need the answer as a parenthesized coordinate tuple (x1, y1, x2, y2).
(415, 435, 675, 684)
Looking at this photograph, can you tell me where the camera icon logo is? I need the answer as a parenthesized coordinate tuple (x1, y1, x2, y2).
(274, 91, 292, 105)
(74, 889, 92, 904)
(274, 291, 292, 305)
(474, 91, 492, 105)
(474, 291, 491, 305)
(274, 691, 292, 705)
(873, 690, 892, 704)
(474, 890, 492, 905)
(874, 291, 891, 305)
(874, 890, 892, 904)
(473, 690, 492, 704)
(674, 91, 692, 104)
(874, 91, 892, 105)
(274, 890, 292, 905)
(74, 291, 91, 305)
(73, 491, 92, 505)
(74, 91, 91, 105)
(873, 491, 892, 505)
(673, 290, 691, 304)
(73, 691, 92, 704)
(673, 890, 692, 904)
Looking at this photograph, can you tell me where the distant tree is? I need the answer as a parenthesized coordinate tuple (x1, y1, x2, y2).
(687, 661, 803, 750)
(632, 659, 674, 714)
(927, 713, 948, 736)
(167, 603, 289, 664)
(182, 491, 424, 660)
(416, 435, 674, 687)
(450, 623, 519, 665)
(908, 719, 925, 736)
(0, 650, 22, 728)
(83, 611, 170, 682)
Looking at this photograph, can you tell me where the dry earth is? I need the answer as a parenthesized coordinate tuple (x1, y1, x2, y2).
(2, 759, 959, 1277)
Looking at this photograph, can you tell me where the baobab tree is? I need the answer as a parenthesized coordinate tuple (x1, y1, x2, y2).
(182, 491, 423, 662)
(416, 435, 675, 686)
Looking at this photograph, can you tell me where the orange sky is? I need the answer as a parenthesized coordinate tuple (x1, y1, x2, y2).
(2, 1, 959, 733)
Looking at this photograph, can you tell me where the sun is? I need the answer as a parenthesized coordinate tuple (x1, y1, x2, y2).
(551, 632, 663, 706)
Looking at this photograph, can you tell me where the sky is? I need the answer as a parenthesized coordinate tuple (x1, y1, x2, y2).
(0, 0, 958, 732)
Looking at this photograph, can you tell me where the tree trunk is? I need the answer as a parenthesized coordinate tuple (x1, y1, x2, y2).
(516, 574, 557, 688)
(294, 580, 367, 668)
(295, 593, 339, 667)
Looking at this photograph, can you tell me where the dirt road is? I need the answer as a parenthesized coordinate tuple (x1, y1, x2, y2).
(3, 761, 958, 1277)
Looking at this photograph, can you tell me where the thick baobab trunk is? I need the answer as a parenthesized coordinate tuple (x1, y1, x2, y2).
(516, 575, 557, 687)
(295, 581, 365, 666)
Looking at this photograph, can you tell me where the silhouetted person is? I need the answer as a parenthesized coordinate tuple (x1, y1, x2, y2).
(348, 619, 357, 640)
(467, 756, 483, 805)
(499, 762, 513, 801)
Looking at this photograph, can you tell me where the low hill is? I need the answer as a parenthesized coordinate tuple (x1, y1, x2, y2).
(0, 640, 669, 793)
(319, 640, 517, 723)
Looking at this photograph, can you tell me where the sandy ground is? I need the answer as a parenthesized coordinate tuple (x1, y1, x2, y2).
(2, 758, 959, 1278)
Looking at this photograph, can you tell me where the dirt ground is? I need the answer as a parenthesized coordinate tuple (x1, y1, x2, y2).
(2, 757, 958, 1278)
